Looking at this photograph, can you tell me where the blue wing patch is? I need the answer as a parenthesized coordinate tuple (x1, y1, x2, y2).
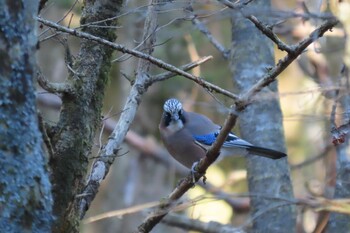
(193, 133, 217, 145)
(194, 132, 250, 147)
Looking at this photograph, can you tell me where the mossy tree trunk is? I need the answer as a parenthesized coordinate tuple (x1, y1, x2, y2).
(48, 0, 124, 232)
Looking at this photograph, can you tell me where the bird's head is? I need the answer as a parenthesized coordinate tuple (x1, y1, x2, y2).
(162, 98, 185, 131)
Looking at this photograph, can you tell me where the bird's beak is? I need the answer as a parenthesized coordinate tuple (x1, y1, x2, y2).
(171, 113, 179, 121)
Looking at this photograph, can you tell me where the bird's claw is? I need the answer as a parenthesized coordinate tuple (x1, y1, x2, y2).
(190, 161, 199, 183)
(190, 161, 206, 184)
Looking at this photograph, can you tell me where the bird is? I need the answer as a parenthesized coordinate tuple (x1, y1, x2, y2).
(159, 98, 287, 169)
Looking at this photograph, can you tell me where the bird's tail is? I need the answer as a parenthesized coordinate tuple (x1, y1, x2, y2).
(245, 145, 286, 159)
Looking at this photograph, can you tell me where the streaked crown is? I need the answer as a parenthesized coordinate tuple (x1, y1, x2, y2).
(163, 98, 182, 114)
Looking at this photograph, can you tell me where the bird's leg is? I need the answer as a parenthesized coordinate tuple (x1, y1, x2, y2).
(190, 161, 199, 184)
(191, 161, 207, 185)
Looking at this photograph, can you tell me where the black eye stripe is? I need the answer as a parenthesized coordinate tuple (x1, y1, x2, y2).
(164, 112, 171, 126)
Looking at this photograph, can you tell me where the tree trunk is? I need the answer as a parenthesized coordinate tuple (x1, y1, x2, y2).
(326, 95, 350, 232)
(0, 0, 53, 231)
(230, 1, 296, 232)
(49, 0, 123, 232)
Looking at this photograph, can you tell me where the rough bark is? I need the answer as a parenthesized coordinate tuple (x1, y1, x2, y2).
(230, 1, 296, 232)
(0, 0, 53, 231)
(326, 94, 350, 232)
(48, 0, 123, 232)
(77, 0, 162, 220)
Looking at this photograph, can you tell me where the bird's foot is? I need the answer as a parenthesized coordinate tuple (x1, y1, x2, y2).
(190, 162, 199, 183)
(190, 161, 206, 185)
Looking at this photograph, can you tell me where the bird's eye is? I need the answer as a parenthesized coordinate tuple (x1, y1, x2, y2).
(165, 112, 171, 118)
(178, 110, 183, 115)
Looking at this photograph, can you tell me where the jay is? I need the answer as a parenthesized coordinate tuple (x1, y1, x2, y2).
(159, 98, 286, 169)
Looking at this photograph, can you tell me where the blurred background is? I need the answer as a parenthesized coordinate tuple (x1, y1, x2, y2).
(37, 0, 348, 232)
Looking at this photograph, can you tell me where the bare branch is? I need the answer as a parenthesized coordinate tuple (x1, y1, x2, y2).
(36, 16, 239, 100)
(151, 56, 213, 82)
(238, 17, 339, 107)
(291, 145, 333, 170)
(185, 2, 230, 59)
(83, 201, 160, 224)
(36, 70, 73, 94)
(162, 213, 245, 233)
(78, 0, 162, 219)
(245, 15, 293, 53)
(210, 2, 339, 110)
(38, 0, 79, 38)
(77, 3, 150, 30)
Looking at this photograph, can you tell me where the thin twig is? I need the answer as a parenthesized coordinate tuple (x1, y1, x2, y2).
(77, 3, 151, 29)
(185, 1, 230, 59)
(40, 31, 63, 43)
(162, 213, 245, 233)
(150, 56, 213, 82)
(238, 17, 339, 108)
(38, 0, 79, 38)
(245, 15, 293, 53)
(83, 201, 160, 224)
(291, 145, 333, 170)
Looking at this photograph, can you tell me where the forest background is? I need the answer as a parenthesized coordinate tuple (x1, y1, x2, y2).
(1, 0, 350, 232)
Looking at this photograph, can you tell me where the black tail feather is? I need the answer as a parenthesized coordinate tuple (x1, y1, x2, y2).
(246, 145, 286, 159)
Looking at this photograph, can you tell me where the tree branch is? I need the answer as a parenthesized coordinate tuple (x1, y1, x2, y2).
(45, 0, 124, 231)
(245, 15, 293, 53)
(238, 17, 339, 108)
(36, 16, 239, 100)
(78, 0, 162, 219)
(36, 70, 73, 94)
(185, 2, 230, 59)
(291, 145, 333, 170)
(150, 56, 213, 82)
(162, 213, 245, 233)
(135, 14, 339, 233)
